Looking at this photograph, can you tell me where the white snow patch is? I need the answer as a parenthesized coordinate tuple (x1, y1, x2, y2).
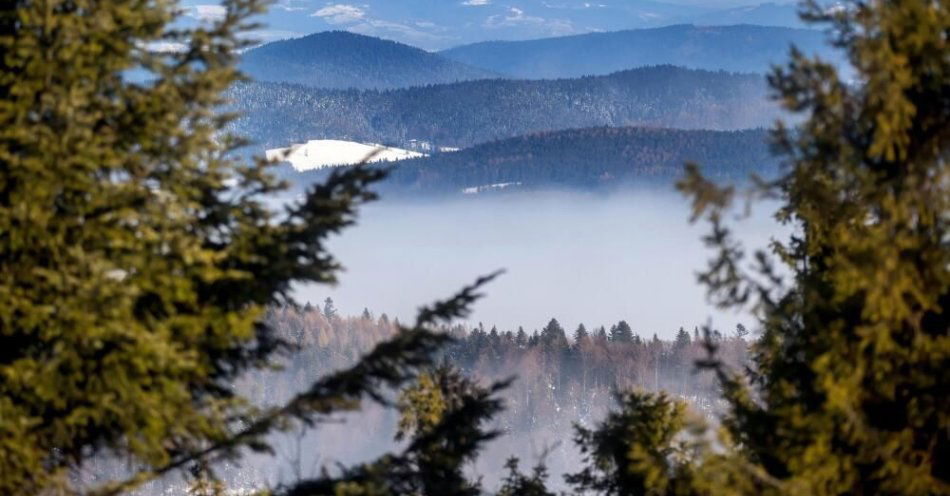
(266, 139, 425, 171)
(461, 182, 522, 194)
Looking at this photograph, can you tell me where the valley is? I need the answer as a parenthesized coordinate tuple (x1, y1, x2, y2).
(224, 22, 797, 490)
(14, 1, 936, 494)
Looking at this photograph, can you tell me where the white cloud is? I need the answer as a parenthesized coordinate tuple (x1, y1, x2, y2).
(311, 4, 366, 24)
(462, 0, 491, 5)
(307, 2, 455, 49)
(250, 30, 304, 43)
(484, 7, 575, 34)
(189, 4, 226, 22)
(275, 0, 307, 11)
(541, 1, 607, 10)
(349, 18, 449, 45)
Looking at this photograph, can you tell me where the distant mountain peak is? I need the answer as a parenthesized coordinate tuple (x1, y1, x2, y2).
(240, 30, 498, 89)
(441, 24, 841, 79)
(256, 30, 427, 54)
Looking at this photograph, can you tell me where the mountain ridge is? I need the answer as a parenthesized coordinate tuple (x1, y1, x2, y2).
(240, 31, 498, 89)
(288, 126, 778, 195)
(440, 24, 841, 79)
(191, 1, 805, 50)
(229, 65, 780, 151)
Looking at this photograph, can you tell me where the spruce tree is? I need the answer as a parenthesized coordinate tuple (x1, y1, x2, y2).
(515, 326, 528, 346)
(488, 326, 501, 346)
(0, 0, 500, 493)
(566, 392, 696, 496)
(540, 318, 568, 347)
(673, 327, 691, 350)
(323, 297, 337, 320)
(566, 3, 949, 492)
(609, 320, 634, 343)
(675, 0, 950, 493)
(573, 323, 590, 345)
(284, 365, 508, 496)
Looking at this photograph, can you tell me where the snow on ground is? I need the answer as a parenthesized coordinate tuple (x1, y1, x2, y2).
(266, 139, 425, 171)
(461, 182, 522, 194)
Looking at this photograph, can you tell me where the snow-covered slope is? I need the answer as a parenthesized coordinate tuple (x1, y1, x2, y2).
(266, 139, 424, 171)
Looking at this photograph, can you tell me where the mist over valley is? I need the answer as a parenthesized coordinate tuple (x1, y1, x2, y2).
(300, 190, 780, 339)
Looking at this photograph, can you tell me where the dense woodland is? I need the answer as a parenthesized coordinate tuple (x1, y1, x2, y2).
(261, 304, 749, 419)
(441, 24, 843, 79)
(244, 304, 750, 487)
(240, 32, 498, 90)
(228, 66, 778, 150)
(290, 127, 778, 195)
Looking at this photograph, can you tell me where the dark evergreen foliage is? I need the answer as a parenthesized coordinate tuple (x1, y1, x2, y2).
(573, 324, 589, 344)
(539, 318, 568, 347)
(566, 392, 694, 496)
(497, 458, 557, 496)
(609, 320, 635, 343)
(674, 327, 692, 350)
(280, 366, 508, 496)
(670, 0, 950, 491)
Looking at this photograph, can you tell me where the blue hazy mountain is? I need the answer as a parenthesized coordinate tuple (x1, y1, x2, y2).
(228, 65, 779, 150)
(239, 31, 498, 89)
(180, 0, 793, 50)
(690, 2, 804, 28)
(291, 126, 777, 195)
(441, 24, 838, 79)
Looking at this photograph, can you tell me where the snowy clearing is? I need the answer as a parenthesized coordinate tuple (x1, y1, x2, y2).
(266, 139, 425, 171)
(461, 182, 522, 194)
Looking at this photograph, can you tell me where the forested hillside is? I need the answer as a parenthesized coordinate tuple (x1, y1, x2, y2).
(261, 305, 749, 425)
(440, 24, 840, 79)
(291, 127, 777, 195)
(239, 31, 497, 89)
(228, 66, 778, 150)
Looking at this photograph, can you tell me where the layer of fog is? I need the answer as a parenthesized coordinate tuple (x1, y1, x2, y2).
(126, 188, 784, 495)
(298, 189, 782, 340)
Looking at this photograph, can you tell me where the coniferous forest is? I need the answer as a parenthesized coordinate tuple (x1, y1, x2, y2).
(261, 305, 748, 423)
(227, 66, 778, 150)
(293, 127, 778, 195)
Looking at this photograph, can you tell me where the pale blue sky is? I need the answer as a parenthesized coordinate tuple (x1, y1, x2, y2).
(179, 0, 805, 50)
